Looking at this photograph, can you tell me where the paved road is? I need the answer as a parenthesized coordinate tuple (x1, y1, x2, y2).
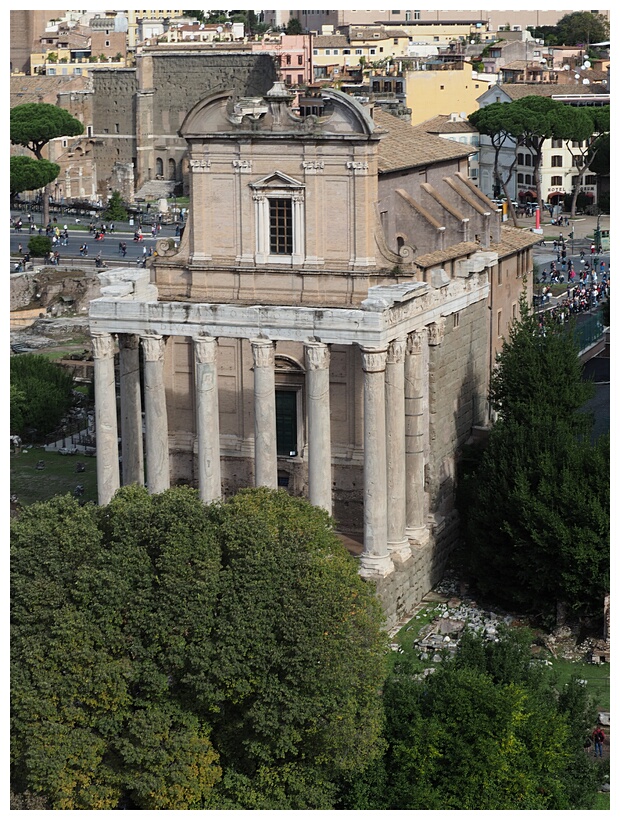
(10, 223, 180, 266)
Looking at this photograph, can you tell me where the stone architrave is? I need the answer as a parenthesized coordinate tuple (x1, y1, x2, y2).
(141, 334, 170, 494)
(118, 334, 144, 487)
(359, 346, 394, 577)
(194, 335, 221, 503)
(92, 332, 120, 505)
(251, 339, 278, 489)
(405, 330, 429, 545)
(385, 337, 411, 560)
(305, 341, 332, 513)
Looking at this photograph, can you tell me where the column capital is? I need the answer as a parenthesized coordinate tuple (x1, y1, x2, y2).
(141, 334, 165, 362)
(194, 335, 218, 364)
(91, 332, 115, 360)
(360, 346, 388, 373)
(305, 341, 330, 371)
(407, 329, 427, 354)
(387, 337, 407, 365)
(427, 319, 446, 346)
(251, 339, 275, 368)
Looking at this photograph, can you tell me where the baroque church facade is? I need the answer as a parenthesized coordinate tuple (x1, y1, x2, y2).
(89, 83, 535, 627)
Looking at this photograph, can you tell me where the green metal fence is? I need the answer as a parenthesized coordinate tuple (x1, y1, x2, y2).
(570, 312, 605, 353)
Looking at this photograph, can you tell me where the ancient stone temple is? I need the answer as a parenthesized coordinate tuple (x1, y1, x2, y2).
(89, 83, 534, 627)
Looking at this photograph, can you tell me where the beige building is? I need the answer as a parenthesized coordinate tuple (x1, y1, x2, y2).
(264, 10, 604, 35)
(88, 84, 535, 627)
(405, 61, 492, 125)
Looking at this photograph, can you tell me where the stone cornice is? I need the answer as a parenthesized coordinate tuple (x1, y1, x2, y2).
(90, 273, 488, 348)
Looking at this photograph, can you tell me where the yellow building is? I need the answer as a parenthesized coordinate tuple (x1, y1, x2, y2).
(405, 62, 492, 126)
(124, 9, 186, 49)
(312, 27, 410, 79)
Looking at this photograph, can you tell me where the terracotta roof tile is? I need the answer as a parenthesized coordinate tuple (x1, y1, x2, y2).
(374, 108, 473, 173)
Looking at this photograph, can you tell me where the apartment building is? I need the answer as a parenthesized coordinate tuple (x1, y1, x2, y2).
(476, 83, 610, 206)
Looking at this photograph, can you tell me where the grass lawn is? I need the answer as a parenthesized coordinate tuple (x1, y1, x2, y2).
(592, 792, 610, 810)
(547, 656, 610, 712)
(11, 447, 98, 507)
(387, 601, 450, 672)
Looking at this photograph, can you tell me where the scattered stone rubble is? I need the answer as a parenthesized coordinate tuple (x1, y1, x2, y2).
(394, 570, 610, 668)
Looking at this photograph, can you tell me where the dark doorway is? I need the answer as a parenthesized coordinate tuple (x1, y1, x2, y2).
(276, 390, 297, 456)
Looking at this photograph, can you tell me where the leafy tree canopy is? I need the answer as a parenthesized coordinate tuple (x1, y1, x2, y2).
(10, 103, 84, 160)
(27, 235, 53, 260)
(555, 12, 609, 46)
(104, 190, 128, 221)
(10, 156, 59, 197)
(490, 297, 594, 426)
(286, 18, 303, 35)
(10, 353, 75, 439)
(457, 301, 609, 623)
(11, 486, 388, 810)
(340, 628, 601, 810)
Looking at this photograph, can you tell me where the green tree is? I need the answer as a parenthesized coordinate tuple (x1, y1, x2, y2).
(10, 156, 60, 206)
(286, 17, 303, 35)
(11, 102, 83, 226)
(11, 486, 388, 810)
(557, 106, 609, 217)
(469, 102, 521, 224)
(341, 628, 600, 810)
(104, 190, 128, 222)
(10, 353, 75, 438)
(27, 235, 53, 260)
(458, 301, 609, 623)
(555, 12, 609, 47)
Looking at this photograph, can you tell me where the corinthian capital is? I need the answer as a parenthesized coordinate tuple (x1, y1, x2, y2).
(427, 319, 446, 346)
(141, 334, 166, 362)
(194, 335, 218, 365)
(387, 337, 407, 364)
(91, 332, 115, 359)
(251, 339, 275, 368)
(305, 342, 330, 371)
(360, 346, 388, 373)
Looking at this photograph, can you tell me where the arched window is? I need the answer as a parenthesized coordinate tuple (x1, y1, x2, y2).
(156, 157, 163, 177)
(168, 157, 176, 180)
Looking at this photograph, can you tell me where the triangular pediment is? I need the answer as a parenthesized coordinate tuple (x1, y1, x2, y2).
(250, 171, 304, 189)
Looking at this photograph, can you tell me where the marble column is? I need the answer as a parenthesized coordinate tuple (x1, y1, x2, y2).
(385, 337, 411, 560)
(359, 346, 394, 578)
(405, 330, 429, 544)
(118, 334, 144, 486)
(305, 341, 331, 513)
(92, 332, 120, 506)
(251, 339, 278, 489)
(141, 334, 170, 494)
(194, 335, 221, 504)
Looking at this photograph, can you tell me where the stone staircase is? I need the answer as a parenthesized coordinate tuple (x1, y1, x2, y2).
(134, 179, 179, 201)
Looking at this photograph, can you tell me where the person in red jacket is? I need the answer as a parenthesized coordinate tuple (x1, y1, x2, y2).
(592, 726, 605, 758)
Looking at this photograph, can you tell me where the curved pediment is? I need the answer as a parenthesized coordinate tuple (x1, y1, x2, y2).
(179, 84, 382, 141)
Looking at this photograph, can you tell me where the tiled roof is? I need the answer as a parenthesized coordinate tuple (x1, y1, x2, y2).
(349, 27, 408, 40)
(374, 108, 474, 173)
(490, 225, 541, 257)
(414, 227, 539, 268)
(497, 82, 605, 100)
(313, 35, 349, 48)
(414, 241, 480, 268)
(10, 74, 90, 107)
(415, 114, 477, 135)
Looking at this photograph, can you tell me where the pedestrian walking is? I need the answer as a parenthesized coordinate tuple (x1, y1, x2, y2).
(592, 726, 605, 758)
(18, 243, 22, 255)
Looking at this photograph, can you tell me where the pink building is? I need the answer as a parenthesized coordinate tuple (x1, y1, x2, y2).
(252, 34, 313, 87)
